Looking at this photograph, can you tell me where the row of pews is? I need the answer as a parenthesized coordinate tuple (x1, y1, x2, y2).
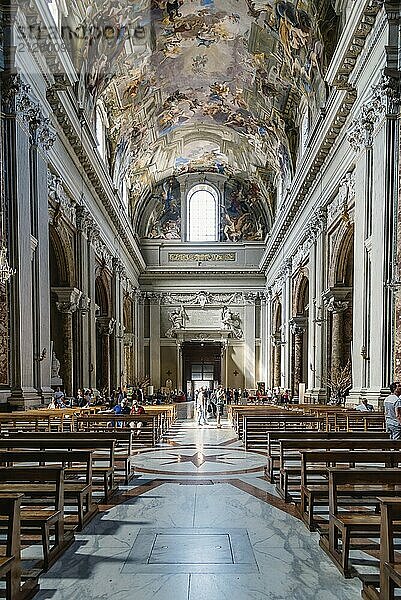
(227, 404, 386, 451)
(0, 404, 176, 598)
(230, 404, 401, 599)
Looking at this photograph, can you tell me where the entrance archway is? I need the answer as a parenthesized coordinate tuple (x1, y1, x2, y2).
(182, 342, 222, 400)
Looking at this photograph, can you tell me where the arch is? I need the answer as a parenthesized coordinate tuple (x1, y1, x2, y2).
(335, 226, 354, 286)
(292, 271, 309, 315)
(49, 225, 75, 287)
(95, 275, 111, 317)
(328, 223, 354, 287)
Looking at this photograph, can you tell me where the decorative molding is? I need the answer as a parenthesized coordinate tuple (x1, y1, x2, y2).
(168, 252, 236, 262)
(53, 287, 82, 314)
(97, 317, 116, 336)
(322, 287, 352, 313)
(8, 78, 56, 151)
(348, 74, 400, 152)
(327, 171, 355, 226)
(290, 316, 307, 336)
(47, 171, 76, 226)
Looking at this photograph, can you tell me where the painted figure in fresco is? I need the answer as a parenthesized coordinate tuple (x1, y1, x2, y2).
(146, 178, 181, 239)
(166, 0, 184, 22)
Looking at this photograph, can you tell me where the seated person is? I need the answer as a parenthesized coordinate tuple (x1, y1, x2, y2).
(130, 398, 146, 436)
(355, 398, 374, 411)
(103, 398, 130, 427)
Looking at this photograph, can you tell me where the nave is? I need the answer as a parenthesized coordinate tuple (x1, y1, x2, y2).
(35, 420, 360, 600)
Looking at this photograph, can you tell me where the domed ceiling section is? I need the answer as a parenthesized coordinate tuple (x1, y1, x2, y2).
(67, 0, 338, 217)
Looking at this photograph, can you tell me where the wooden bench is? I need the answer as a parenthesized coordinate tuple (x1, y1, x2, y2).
(242, 415, 324, 450)
(0, 493, 40, 600)
(265, 431, 390, 483)
(299, 450, 401, 531)
(0, 466, 69, 571)
(276, 439, 401, 502)
(75, 414, 158, 446)
(0, 449, 97, 536)
(361, 497, 401, 600)
(319, 468, 401, 577)
(0, 437, 117, 504)
(7, 431, 134, 486)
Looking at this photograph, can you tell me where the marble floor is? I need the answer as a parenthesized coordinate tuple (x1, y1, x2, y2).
(36, 419, 363, 600)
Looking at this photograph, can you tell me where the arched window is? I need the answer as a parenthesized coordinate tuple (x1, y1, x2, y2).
(187, 185, 218, 242)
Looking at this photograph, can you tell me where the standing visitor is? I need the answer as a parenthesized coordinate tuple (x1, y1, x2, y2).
(216, 386, 225, 429)
(384, 382, 401, 439)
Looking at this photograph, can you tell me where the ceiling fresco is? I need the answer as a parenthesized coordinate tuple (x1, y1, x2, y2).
(65, 0, 339, 227)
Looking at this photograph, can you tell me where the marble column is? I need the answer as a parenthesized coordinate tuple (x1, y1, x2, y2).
(96, 316, 116, 396)
(87, 229, 98, 388)
(138, 294, 146, 379)
(149, 295, 161, 388)
(260, 294, 269, 386)
(221, 340, 228, 388)
(272, 335, 282, 388)
(54, 288, 82, 397)
(244, 297, 256, 389)
(176, 340, 183, 390)
(290, 317, 307, 395)
(312, 227, 328, 402)
(75, 207, 92, 389)
(111, 259, 124, 390)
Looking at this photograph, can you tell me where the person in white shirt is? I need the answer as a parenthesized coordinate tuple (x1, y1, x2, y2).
(355, 399, 374, 412)
(383, 382, 401, 439)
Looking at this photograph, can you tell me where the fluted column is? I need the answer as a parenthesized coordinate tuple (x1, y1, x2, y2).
(282, 260, 292, 390)
(2, 74, 51, 408)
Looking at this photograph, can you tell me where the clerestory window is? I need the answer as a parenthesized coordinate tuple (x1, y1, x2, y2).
(187, 184, 218, 242)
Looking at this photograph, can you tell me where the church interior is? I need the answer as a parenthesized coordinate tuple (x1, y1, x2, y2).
(0, 0, 401, 598)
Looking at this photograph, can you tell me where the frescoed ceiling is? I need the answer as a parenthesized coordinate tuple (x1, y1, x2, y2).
(66, 0, 339, 219)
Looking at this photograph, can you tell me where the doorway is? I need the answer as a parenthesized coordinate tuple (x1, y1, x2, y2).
(182, 342, 222, 400)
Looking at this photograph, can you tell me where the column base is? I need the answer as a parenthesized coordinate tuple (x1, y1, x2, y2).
(8, 388, 43, 411)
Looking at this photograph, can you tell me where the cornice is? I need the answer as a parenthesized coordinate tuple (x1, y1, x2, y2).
(326, 0, 385, 91)
(260, 87, 357, 272)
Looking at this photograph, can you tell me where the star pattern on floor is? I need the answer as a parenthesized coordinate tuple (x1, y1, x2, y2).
(156, 451, 237, 468)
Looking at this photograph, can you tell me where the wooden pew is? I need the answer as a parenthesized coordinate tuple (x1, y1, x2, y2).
(361, 497, 401, 600)
(7, 431, 134, 486)
(265, 431, 390, 483)
(75, 414, 159, 446)
(0, 438, 116, 505)
(242, 415, 324, 450)
(0, 449, 96, 538)
(0, 493, 40, 600)
(276, 439, 401, 503)
(299, 450, 401, 531)
(319, 468, 401, 577)
(0, 466, 68, 571)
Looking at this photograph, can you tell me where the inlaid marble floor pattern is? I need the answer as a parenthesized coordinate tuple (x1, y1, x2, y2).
(36, 420, 362, 599)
